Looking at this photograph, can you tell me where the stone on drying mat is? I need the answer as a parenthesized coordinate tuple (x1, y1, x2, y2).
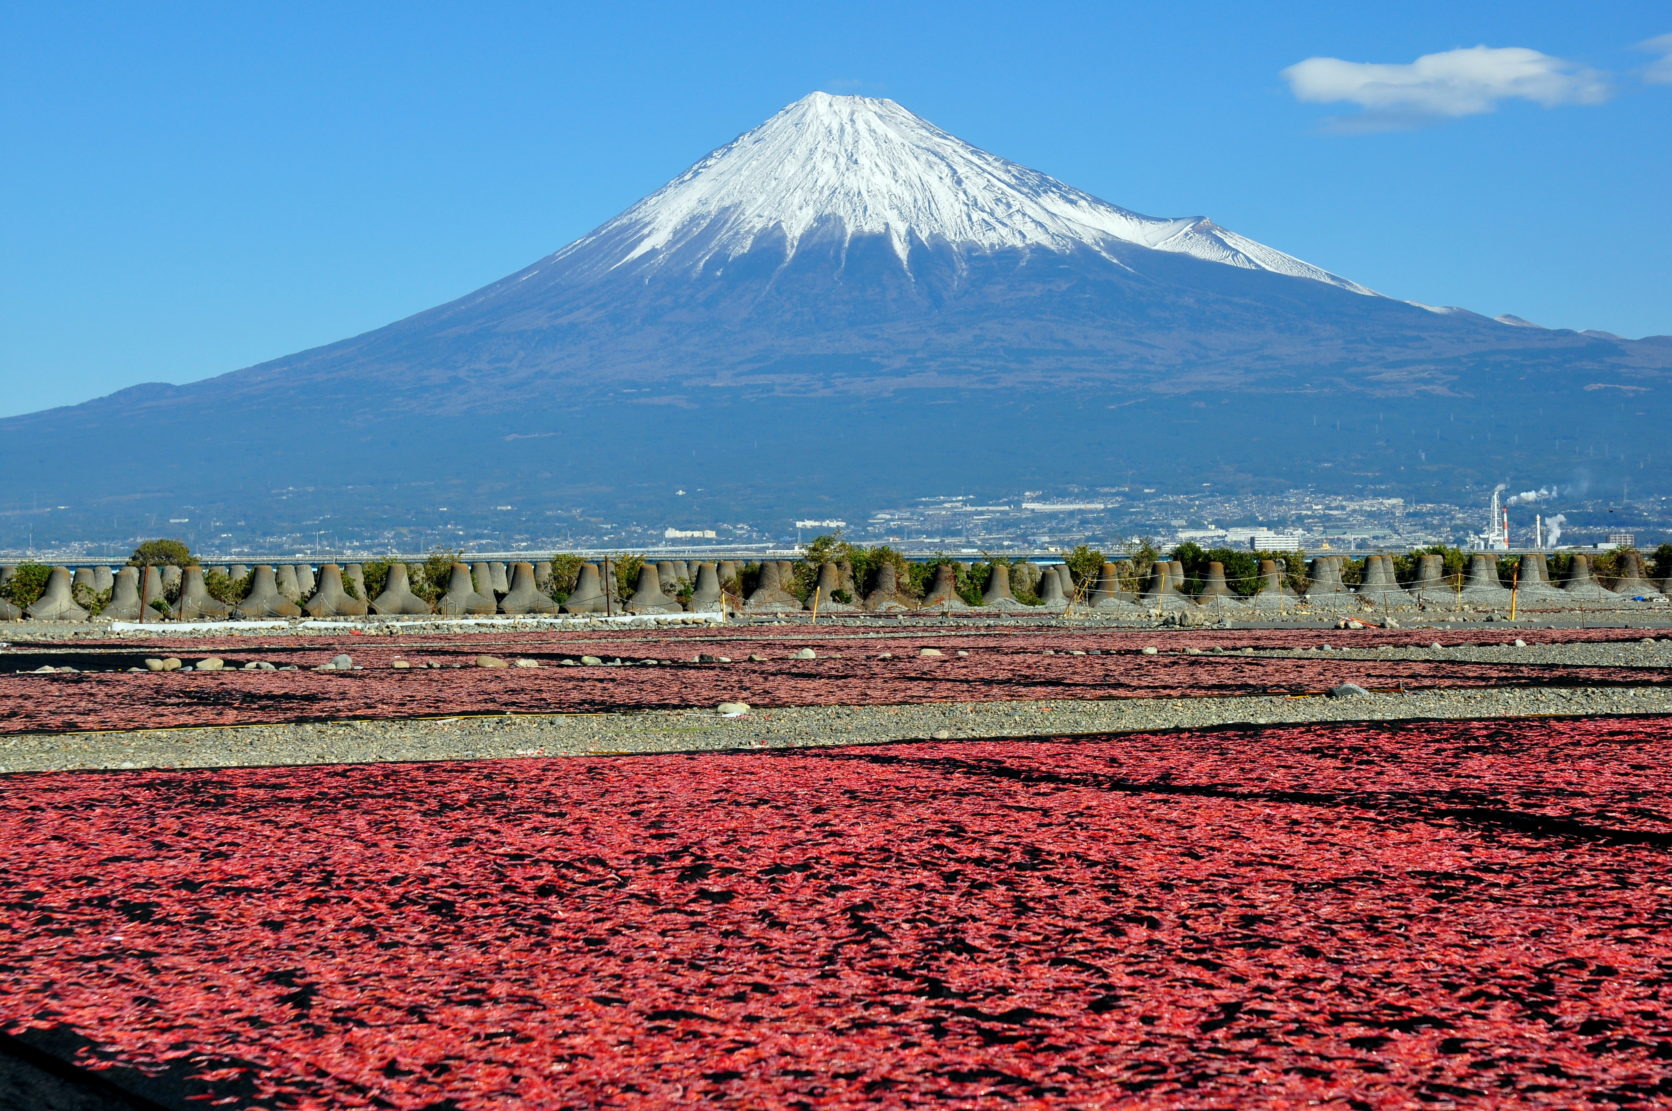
(918, 648, 944, 658)
(1430, 642, 1444, 650)
(31, 666, 57, 674)
(1514, 639, 1527, 648)
(390, 660, 412, 669)
(716, 701, 750, 716)
(513, 658, 539, 668)
(1327, 683, 1372, 699)
(931, 730, 951, 740)
(476, 656, 509, 669)
(749, 654, 768, 662)
(580, 656, 603, 666)
(196, 658, 225, 672)
(1140, 646, 1159, 656)
(956, 650, 969, 657)
(1184, 647, 1202, 655)
(877, 652, 893, 660)
(329, 654, 353, 670)
(793, 648, 817, 660)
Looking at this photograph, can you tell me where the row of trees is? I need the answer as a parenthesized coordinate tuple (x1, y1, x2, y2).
(1135, 542, 1672, 600)
(4, 538, 1670, 612)
(786, 536, 1672, 604)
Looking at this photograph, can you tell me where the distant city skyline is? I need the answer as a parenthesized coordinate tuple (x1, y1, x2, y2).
(4, 3, 1669, 419)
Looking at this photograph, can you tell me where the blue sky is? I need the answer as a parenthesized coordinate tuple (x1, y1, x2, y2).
(3, 1, 1668, 417)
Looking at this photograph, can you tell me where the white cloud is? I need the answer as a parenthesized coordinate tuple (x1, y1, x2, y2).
(1282, 45, 1611, 131)
(1639, 33, 1672, 84)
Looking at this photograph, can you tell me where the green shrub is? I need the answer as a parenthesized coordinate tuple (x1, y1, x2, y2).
(1174, 547, 1263, 597)
(793, 533, 845, 601)
(1059, 545, 1104, 589)
(1166, 542, 1210, 597)
(1253, 549, 1309, 594)
(547, 554, 583, 599)
(904, 557, 942, 599)
(906, 556, 986, 604)
(72, 584, 112, 615)
(958, 565, 986, 605)
(1653, 544, 1672, 581)
(673, 577, 695, 606)
(128, 539, 194, 567)
(357, 560, 392, 602)
(2, 563, 52, 608)
(1590, 548, 1627, 586)
(1010, 560, 1043, 605)
(795, 533, 906, 603)
(416, 548, 463, 603)
(1118, 538, 1161, 594)
(203, 569, 251, 605)
(1410, 545, 1467, 586)
(848, 544, 909, 596)
(609, 554, 643, 600)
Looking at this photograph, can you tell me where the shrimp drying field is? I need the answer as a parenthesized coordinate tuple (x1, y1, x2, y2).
(3, 715, 1672, 1108)
(2, 619, 1671, 1108)
(3, 624, 1668, 734)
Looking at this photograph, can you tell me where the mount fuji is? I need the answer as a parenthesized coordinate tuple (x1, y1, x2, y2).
(3, 92, 1667, 542)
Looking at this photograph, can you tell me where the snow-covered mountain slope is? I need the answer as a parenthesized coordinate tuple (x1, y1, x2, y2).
(2, 90, 1666, 541)
(545, 92, 1376, 295)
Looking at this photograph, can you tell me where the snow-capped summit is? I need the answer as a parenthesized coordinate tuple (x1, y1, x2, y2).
(6, 89, 1664, 543)
(551, 91, 1375, 295)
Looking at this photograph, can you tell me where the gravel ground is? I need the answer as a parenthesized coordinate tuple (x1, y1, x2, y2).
(3, 619, 1668, 773)
(6, 600, 1670, 643)
(4, 683, 1668, 774)
(1253, 638, 1672, 667)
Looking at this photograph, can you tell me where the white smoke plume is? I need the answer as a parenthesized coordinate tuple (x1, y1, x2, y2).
(1545, 513, 1567, 547)
(1492, 483, 1508, 496)
(1508, 486, 1557, 505)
